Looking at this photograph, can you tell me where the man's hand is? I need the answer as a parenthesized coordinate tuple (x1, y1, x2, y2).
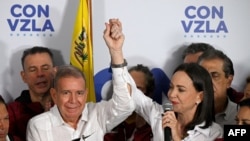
(103, 18, 125, 64)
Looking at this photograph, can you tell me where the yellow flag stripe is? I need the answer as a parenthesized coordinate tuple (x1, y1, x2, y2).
(70, 0, 96, 102)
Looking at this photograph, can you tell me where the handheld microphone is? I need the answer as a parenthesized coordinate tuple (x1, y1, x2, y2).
(162, 102, 173, 141)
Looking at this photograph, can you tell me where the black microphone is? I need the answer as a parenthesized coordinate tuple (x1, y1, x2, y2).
(162, 102, 173, 141)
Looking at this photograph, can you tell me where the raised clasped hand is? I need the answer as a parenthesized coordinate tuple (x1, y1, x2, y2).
(103, 18, 125, 52)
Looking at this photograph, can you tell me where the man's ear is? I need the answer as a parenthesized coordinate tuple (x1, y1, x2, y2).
(50, 88, 57, 104)
(53, 66, 57, 77)
(83, 88, 89, 101)
(20, 71, 27, 83)
(227, 75, 233, 88)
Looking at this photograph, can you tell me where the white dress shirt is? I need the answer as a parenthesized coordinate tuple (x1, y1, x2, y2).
(131, 88, 223, 141)
(215, 97, 238, 129)
(6, 136, 10, 141)
(183, 122, 223, 141)
(26, 67, 135, 141)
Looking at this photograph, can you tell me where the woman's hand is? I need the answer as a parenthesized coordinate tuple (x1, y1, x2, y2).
(162, 111, 182, 141)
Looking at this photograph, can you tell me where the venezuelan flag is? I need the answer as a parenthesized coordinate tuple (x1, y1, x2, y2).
(70, 0, 96, 102)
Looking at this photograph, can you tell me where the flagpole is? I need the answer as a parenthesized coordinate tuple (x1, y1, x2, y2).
(87, 0, 96, 102)
(88, 0, 93, 42)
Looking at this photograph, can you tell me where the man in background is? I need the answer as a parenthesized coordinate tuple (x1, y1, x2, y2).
(7, 46, 55, 141)
(182, 42, 215, 63)
(198, 49, 238, 129)
(240, 76, 250, 101)
(1, 94, 22, 141)
(182, 42, 243, 103)
(235, 98, 250, 125)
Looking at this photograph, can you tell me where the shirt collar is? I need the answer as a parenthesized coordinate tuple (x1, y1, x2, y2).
(224, 97, 237, 120)
(81, 105, 88, 121)
(187, 122, 210, 137)
(51, 105, 88, 126)
(50, 105, 65, 126)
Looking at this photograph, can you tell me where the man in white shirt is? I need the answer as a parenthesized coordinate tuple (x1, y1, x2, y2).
(26, 18, 135, 141)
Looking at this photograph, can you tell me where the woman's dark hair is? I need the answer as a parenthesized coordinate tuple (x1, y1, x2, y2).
(173, 63, 215, 132)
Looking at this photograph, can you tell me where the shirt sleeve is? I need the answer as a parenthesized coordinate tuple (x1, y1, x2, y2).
(26, 119, 40, 141)
(113, 66, 163, 124)
(128, 70, 165, 141)
(112, 67, 132, 86)
(100, 67, 135, 132)
(131, 86, 163, 125)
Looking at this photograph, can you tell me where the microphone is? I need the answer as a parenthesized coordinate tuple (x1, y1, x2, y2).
(162, 102, 173, 141)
